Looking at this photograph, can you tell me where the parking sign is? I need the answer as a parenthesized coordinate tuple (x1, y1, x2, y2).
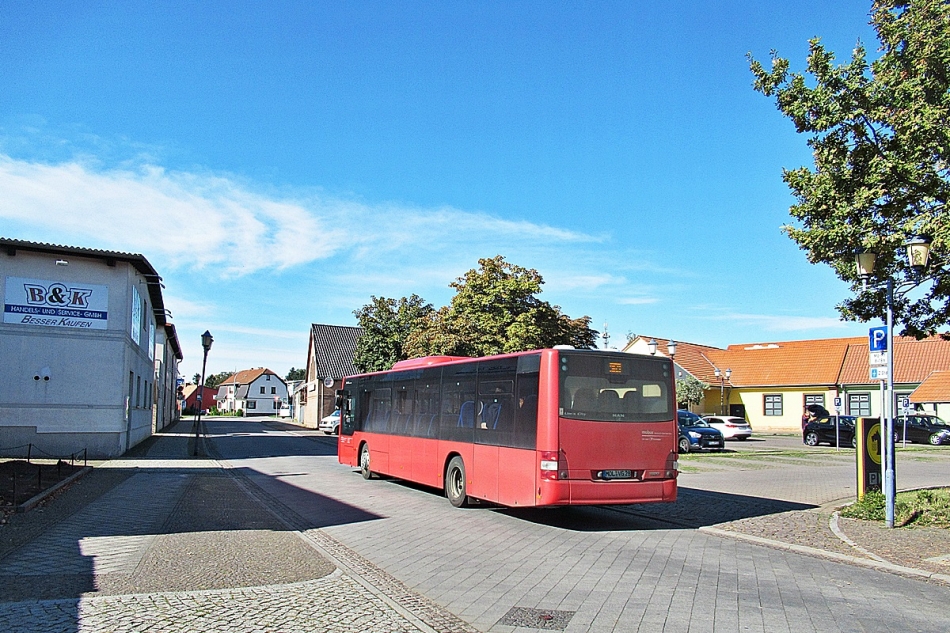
(869, 326, 888, 352)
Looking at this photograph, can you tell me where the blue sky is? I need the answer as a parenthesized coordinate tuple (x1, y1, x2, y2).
(1, 1, 881, 380)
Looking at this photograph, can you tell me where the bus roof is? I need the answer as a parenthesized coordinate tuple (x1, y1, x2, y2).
(390, 355, 471, 370)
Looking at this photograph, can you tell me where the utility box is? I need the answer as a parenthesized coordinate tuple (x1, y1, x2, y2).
(855, 417, 882, 499)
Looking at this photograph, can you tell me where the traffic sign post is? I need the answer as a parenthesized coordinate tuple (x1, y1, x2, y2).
(869, 326, 888, 352)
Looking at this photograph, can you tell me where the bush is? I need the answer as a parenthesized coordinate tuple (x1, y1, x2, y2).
(842, 488, 950, 527)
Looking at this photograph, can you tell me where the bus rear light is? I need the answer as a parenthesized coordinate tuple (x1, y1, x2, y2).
(540, 451, 560, 480)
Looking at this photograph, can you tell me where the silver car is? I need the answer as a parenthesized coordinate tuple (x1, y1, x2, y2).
(702, 415, 753, 440)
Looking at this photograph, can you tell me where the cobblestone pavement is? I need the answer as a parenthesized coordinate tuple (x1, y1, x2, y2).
(220, 420, 950, 632)
(2, 418, 948, 632)
(0, 420, 477, 633)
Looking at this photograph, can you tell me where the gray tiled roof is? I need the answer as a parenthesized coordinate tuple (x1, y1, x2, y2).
(311, 324, 362, 379)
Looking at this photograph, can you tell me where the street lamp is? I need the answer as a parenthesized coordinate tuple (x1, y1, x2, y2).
(647, 339, 658, 355)
(855, 235, 932, 528)
(714, 367, 732, 415)
(194, 330, 213, 456)
(667, 340, 677, 359)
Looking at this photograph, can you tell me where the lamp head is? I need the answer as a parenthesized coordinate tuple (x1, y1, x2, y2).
(201, 330, 214, 351)
(647, 338, 657, 355)
(667, 340, 677, 357)
(714, 367, 721, 379)
(725, 368, 732, 380)
(904, 235, 932, 276)
(854, 248, 877, 279)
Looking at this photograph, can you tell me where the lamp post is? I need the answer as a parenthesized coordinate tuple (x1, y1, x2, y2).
(855, 236, 932, 528)
(194, 330, 213, 456)
(714, 367, 731, 415)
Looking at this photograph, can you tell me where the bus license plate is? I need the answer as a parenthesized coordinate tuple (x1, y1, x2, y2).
(600, 469, 632, 480)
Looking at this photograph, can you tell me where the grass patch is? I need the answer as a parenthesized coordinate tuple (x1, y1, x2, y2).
(841, 488, 950, 528)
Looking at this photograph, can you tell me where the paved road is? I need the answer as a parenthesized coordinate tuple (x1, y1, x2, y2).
(217, 419, 950, 632)
(1, 417, 948, 632)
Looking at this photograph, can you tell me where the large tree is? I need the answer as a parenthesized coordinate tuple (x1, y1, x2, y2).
(353, 294, 435, 372)
(749, 0, 950, 337)
(354, 256, 598, 370)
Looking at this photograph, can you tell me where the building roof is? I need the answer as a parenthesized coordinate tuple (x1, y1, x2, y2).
(2, 237, 182, 359)
(219, 367, 283, 386)
(634, 333, 950, 389)
(309, 324, 362, 378)
(910, 371, 950, 403)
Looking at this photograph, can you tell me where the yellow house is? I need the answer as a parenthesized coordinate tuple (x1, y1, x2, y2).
(624, 335, 950, 433)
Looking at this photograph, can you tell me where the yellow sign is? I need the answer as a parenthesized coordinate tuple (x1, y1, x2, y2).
(867, 422, 881, 465)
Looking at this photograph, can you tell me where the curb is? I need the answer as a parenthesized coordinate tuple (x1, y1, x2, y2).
(15, 466, 92, 513)
(699, 525, 950, 585)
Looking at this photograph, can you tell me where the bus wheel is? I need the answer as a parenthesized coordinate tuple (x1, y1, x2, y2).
(445, 456, 468, 508)
(360, 444, 374, 480)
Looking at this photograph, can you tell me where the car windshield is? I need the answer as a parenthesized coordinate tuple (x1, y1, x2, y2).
(681, 419, 710, 428)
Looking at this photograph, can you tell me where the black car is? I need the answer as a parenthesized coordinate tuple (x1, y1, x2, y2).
(803, 415, 857, 448)
(895, 414, 950, 445)
(677, 409, 724, 453)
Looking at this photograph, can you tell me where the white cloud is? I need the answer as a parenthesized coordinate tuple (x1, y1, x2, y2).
(0, 155, 343, 275)
(618, 296, 660, 305)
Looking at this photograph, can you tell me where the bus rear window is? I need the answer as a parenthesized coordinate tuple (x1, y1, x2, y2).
(559, 352, 673, 422)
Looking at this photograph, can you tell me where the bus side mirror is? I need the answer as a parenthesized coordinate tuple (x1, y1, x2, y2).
(335, 390, 349, 411)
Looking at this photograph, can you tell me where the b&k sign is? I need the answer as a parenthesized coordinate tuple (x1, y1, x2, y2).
(4, 277, 109, 330)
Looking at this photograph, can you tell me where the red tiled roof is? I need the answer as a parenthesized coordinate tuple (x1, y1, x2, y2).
(221, 367, 281, 386)
(631, 334, 950, 389)
(838, 336, 950, 385)
(910, 371, 950, 403)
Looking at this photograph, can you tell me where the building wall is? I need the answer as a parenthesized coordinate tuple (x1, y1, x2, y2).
(1, 250, 163, 457)
(242, 374, 289, 414)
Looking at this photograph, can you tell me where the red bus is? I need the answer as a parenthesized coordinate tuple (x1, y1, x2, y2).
(336, 347, 678, 507)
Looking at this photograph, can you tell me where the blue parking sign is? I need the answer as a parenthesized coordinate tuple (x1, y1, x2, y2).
(869, 326, 888, 352)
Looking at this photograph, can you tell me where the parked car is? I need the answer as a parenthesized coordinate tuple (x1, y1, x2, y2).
(803, 415, 857, 448)
(895, 414, 950, 445)
(318, 409, 341, 435)
(677, 410, 724, 453)
(702, 415, 753, 440)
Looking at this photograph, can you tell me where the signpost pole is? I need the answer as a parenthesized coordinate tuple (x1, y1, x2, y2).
(884, 281, 896, 528)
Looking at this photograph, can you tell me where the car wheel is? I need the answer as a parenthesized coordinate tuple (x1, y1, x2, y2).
(445, 456, 468, 508)
(678, 437, 691, 454)
(360, 444, 373, 480)
(804, 432, 819, 446)
(851, 435, 857, 449)
(930, 434, 943, 446)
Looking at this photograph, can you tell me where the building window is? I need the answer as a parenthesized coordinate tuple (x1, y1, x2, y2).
(266, 374, 271, 381)
(247, 401, 256, 410)
(764, 394, 783, 416)
(848, 393, 871, 417)
(273, 400, 278, 409)
(804, 394, 824, 408)
(271, 386, 276, 394)
(260, 386, 265, 394)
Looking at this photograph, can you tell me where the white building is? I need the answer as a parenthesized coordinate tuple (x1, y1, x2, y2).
(0, 238, 182, 458)
(215, 368, 288, 415)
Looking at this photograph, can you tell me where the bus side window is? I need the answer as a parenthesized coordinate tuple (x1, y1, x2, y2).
(513, 371, 539, 449)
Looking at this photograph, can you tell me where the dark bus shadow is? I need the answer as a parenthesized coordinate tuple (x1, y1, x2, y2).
(498, 487, 814, 532)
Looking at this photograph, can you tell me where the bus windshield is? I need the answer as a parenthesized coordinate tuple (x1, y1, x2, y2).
(559, 351, 673, 422)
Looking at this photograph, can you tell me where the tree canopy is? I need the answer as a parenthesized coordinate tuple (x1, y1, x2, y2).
(676, 375, 709, 409)
(353, 256, 598, 372)
(285, 367, 306, 381)
(204, 371, 232, 389)
(749, 0, 950, 337)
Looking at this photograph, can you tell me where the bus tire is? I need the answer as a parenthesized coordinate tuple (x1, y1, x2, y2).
(360, 444, 374, 480)
(445, 456, 468, 508)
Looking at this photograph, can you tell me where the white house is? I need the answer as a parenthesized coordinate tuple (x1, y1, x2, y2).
(215, 368, 288, 415)
(0, 237, 182, 458)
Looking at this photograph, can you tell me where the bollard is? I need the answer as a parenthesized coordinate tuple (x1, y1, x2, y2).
(37, 464, 42, 491)
(27, 443, 32, 463)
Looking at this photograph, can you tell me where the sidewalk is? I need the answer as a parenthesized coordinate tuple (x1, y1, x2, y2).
(0, 419, 477, 633)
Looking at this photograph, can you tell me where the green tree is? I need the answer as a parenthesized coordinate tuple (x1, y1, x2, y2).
(285, 367, 305, 381)
(359, 256, 597, 364)
(676, 375, 709, 409)
(353, 294, 435, 372)
(749, 0, 950, 337)
(204, 371, 233, 389)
